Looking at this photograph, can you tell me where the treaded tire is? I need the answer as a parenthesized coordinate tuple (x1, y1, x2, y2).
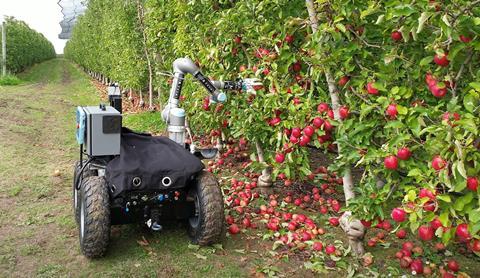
(73, 161, 95, 224)
(79, 176, 110, 258)
(187, 171, 225, 245)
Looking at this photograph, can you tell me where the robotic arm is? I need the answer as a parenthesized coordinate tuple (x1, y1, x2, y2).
(162, 58, 261, 123)
(162, 57, 261, 149)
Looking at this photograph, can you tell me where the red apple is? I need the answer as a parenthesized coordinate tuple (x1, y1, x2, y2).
(418, 225, 434, 241)
(391, 207, 407, 222)
(471, 239, 480, 252)
(226, 215, 234, 225)
(303, 126, 315, 137)
(329, 217, 339, 227)
(275, 153, 285, 163)
(299, 135, 311, 146)
(285, 34, 294, 44)
(396, 229, 407, 239)
(313, 241, 323, 251)
(234, 36, 242, 44)
(397, 147, 411, 160)
(327, 109, 334, 119)
(269, 117, 281, 126)
(456, 223, 471, 241)
(467, 177, 478, 191)
(312, 117, 324, 128)
(386, 104, 398, 119)
(325, 245, 336, 255)
(419, 188, 436, 200)
(460, 35, 472, 43)
(434, 52, 449, 67)
(339, 106, 349, 120)
(322, 120, 333, 131)
(442, 112, 460, 126)
(391, 31, 403, 41)
(291, 127, 301, 138)
(400, 256, 412, 269)
(228, 224, 240, 234)
(292, 61, 302, 72)
(287, 221, 297, 231)
(366, 82, 379, 95)
(431, 83, 447, 98)
(435, 242, 446, 251)
(432, 155, 446, 171)
(410, 259, 424, 274)
(317, 103, 330, 113)
(447, 260, 459, 272)
(338, 76, 349, 87)
(431, 218, 444, 230)
(384, 155, 398, 170)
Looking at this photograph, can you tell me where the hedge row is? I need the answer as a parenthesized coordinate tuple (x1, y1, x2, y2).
(1, 17, 56, 73)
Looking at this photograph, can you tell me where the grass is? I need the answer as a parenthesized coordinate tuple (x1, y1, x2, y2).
(0, 74, 21, 85)
(123, 111, 166, 134)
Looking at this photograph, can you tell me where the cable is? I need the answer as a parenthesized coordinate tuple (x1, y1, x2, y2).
(75, 157, 93, 190)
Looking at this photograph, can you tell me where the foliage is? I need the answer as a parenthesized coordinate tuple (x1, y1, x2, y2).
(64, 0, 147, 90)
(66, 0, 480, 247)
(0, 74, 21, 86)
(1, 17, 56, 73)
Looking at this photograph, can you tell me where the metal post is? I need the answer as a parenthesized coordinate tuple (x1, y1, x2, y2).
(1, 22, 6, 77)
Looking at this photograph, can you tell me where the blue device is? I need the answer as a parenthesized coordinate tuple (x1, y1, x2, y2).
(76, 107, 86, 145)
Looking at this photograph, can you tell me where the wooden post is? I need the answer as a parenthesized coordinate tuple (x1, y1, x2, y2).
(1, 22, 6, 77)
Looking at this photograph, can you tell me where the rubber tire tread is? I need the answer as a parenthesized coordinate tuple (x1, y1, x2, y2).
(73, 161, 95, 224)
(188, 171, 225, 246)
(79, 176, 110, 258)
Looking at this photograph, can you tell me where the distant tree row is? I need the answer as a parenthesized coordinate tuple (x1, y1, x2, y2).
(1, 17, 56, 73)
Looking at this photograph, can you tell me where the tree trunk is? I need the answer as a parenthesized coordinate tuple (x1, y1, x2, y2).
(305, 0, 365, 256)
(157, 87, 163, 111)
(136, 0, 154, 110)
(139, 90, 145, 108)
(255, 139, 273, 194)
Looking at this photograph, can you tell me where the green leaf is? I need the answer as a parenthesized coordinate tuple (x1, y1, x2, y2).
(456, 161, 467, 179)
(453, 192, 474, 211)
(384, 121, 405, 129)
(417, 12, 431, 33)
(396, 105, 408, 115)
(454, 177, 467, 192)
(375, 15, 385, 25)
(470, 82, 480, 91)
(442, 227, 454, 244)
(419, 56, 434, 66)
(405, 190, 417, 202)
(439, 212, 450, 227)
(469, 209, 480, 223)
(463, 93, 478, 113)
(437, 195, 452, 203)
(335, 23, 346, 33)
(441, 14, 451, 27)
(457, 119, 478, 135)
(393, 5, 416, 17)
(408, 169, 422, 177)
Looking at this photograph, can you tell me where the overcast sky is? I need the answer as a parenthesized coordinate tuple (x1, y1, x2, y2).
(1, 0, 67, 54)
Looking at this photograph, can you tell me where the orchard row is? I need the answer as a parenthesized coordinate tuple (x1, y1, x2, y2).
(66, 0, 480, 252)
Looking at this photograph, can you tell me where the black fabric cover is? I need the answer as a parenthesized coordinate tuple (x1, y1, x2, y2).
(106, 128, 204, 198)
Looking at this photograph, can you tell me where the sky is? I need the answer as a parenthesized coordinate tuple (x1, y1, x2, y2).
(1, 0, 67, 54)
